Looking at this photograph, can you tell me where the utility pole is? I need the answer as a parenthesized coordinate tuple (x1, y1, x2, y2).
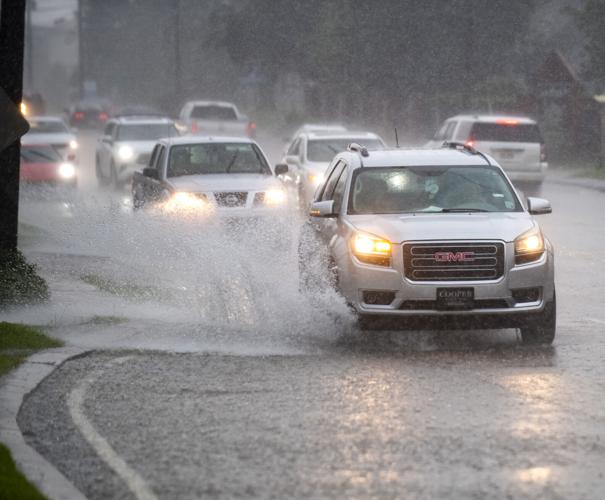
(0, 0, 27, 252)
(174, 0, 181, 109)
(77, 0, 83, 99)
(25, 0, 33, 90)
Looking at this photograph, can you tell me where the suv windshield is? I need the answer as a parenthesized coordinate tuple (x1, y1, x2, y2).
(349, 166, 522, 214)
(470, 123, 543, 143)
(117, 124, 178, 141)
(21, 145, 62, 163)
(28, 120, 69, 134)
(307, 138, 383, 162)
(167, 143, 270, 177)
(190, 106, 237, 121)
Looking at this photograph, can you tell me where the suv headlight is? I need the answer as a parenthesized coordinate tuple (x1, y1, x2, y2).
(352, 232, 392, 266)
(118, 145, 134, 161)
(514, 227, 544, 265)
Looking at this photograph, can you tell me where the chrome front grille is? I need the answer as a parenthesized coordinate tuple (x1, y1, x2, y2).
(214, 192, 247, 207)
(403, 242, 504, 281)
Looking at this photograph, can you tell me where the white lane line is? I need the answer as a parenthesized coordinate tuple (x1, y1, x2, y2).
(67, 356, 158, 500)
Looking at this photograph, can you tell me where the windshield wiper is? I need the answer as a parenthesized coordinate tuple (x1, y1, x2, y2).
(440, 207, 490, 213)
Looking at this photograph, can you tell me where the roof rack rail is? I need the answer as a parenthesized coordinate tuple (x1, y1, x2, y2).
(441, 141, 491, 166)
(348, 142, 369, 157)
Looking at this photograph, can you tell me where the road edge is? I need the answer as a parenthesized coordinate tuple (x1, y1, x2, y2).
(0, 347, 90, 500)
(547, 173, 605, 192)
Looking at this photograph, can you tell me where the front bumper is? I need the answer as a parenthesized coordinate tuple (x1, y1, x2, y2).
(338, 241, 554, 320)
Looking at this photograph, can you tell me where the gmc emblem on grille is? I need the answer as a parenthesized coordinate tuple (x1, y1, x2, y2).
(434, 251, 475, 263)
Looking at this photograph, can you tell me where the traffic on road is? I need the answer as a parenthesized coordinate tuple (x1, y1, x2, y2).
(2, 2, 605, 499)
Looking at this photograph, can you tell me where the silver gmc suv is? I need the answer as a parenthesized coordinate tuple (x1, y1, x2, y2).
(299, 142, 556, 344)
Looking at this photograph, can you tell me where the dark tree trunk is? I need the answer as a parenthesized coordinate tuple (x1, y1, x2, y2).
(0, 0, 26, 251)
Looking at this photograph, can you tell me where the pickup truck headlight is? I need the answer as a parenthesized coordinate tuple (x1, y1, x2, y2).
(163, 192, 210, 212)
(352, 233, 392, 266)
(69, 139, 78, 150)
(118, 145, 134, 161)
(514, 227, 544, 265)
(264, 188, 286, 205)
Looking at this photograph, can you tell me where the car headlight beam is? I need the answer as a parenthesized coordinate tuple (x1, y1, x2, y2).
(514, 227, 545, 265)
(69, 139, 78, 150)
(118, 145, 134, 161)
(264, 188, 286, 205)
(352, 233, 392, 266)
(308, 173, 324, 186)
(58, 162, 76, 180)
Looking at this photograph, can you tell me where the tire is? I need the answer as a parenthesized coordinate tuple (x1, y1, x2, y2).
(132, 185, 145, 211)
(520, 291, 556, 345)
(95, 156, 108, 186)
(110, 161, 120, 189)
(298, 222, 337, 294)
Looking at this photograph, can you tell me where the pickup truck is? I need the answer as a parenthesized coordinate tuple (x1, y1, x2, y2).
(178, 101, 256, 138)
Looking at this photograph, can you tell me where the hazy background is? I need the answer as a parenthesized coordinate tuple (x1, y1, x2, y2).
(23, 0, 605, 163)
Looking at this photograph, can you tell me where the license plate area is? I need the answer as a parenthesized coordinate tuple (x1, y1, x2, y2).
(436, 287, 474, 310)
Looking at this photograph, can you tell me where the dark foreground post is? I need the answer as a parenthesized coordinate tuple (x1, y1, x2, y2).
(0, 0, 27, 251)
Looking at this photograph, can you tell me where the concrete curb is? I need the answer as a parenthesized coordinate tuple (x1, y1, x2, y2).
(547, 174, 605, 193)
(0, 347, 90, 500)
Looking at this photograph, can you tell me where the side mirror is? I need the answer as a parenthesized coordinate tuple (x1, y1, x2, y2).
(137, 153, 151, 165)
(142, 167, 159, 180)
(527, 197, 552, 215)
(309, 200, 336, 218)
(274, 163, 288, 176)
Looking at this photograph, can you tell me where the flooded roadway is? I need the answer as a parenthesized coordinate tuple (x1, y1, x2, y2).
(4, 130, 605, 498)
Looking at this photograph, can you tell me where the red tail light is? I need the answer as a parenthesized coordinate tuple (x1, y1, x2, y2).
(191, 121, 198, 134)
(98, 112, 109, 121)
(540, 143, 547, 162)
(496, 118, 519, 126)
(73, 111, 85, 120)
(247, 121, 257, 137)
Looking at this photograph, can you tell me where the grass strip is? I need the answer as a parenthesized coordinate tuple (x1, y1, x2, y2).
(0, 323, 61, 498)
(0, 443, 47, 499)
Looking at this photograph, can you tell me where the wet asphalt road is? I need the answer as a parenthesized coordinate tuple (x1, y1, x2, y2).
(10, 131, 605, 499)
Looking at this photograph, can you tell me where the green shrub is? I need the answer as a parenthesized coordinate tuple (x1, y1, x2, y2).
(0, 250, 49, 306)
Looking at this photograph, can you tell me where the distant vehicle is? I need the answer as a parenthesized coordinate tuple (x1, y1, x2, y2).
(114, 105, 167, 118)
(131, 137, 289, 216)
(287, 123, 347, 141)
(68, 98, 113, 129)
(96, 116, 180, 188)
(300, 142, 556, 344)
(23, 116, 78, 161)
(20, 92, 46, 117)
(178, 101, 256, 138)
(20, 142, 77, 187)
(280, 130, 386, 208)
(426, 115, 548, 194)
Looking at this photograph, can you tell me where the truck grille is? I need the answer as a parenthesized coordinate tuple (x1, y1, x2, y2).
(403, 242, 504, 281)
(214, 192, 247, 207)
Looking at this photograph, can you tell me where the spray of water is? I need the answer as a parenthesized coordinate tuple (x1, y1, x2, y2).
(6, 188, 355, 354)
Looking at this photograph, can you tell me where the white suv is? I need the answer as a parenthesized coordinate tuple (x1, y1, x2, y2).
(426, 115, 548, 193)
(280, 130, 386, 208)
(300, 143, 556, 344)
(96, 116, 179, 187)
